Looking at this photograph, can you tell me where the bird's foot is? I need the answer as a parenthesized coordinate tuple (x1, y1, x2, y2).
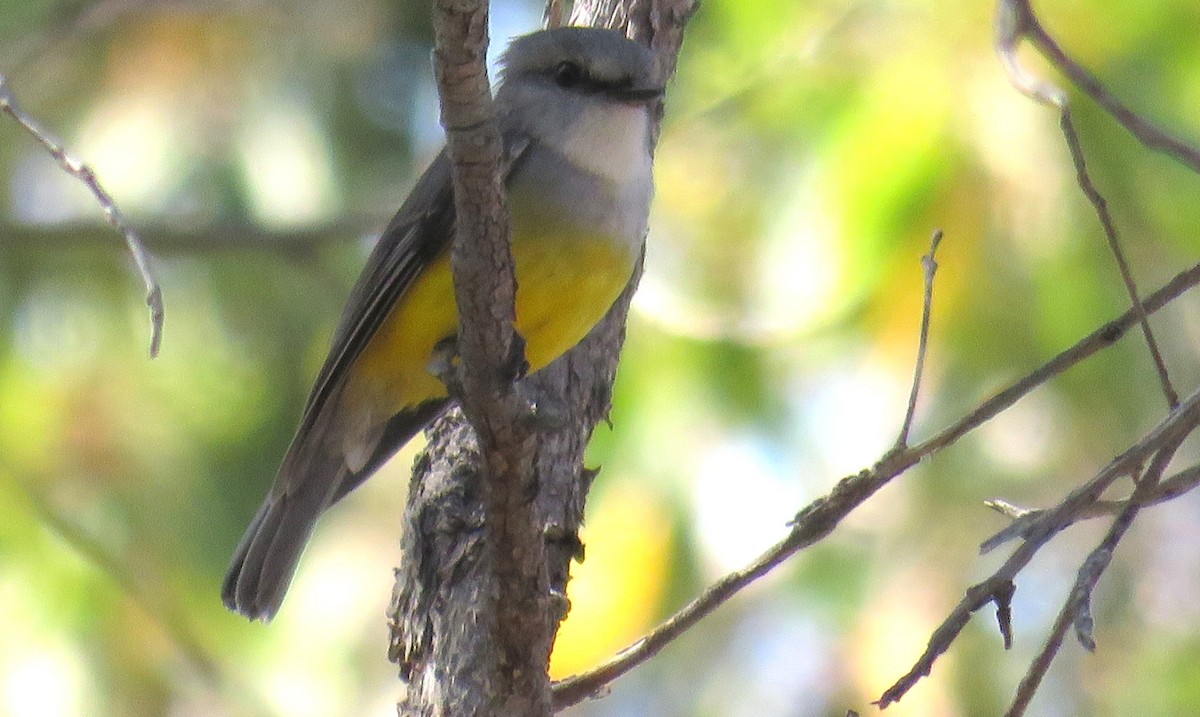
(427, 335, 462, 393)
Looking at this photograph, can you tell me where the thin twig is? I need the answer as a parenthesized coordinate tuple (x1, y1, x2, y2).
(552, 449, 916, 710)
(1059, 109, 1177, 407)
(553, 258, 1200, 710)
(995, 0, 1178, 408)
(1004, 435, 1183, 717)
(880, 390, 1200, 708)
(0, 74, 164, 357)
(876, 576, 1018, 708)
(895, 229, 943, 450)
(983, 462, 1200, 552)
(902, 260, 1200, 461)
(983, 20, 1194, 707)
(1019, 1, 1200, 173)
(995, 0, 1200, 172)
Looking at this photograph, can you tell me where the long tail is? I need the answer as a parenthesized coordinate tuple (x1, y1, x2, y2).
(221, 451, 346, 621)
(222, 400, 448, 621)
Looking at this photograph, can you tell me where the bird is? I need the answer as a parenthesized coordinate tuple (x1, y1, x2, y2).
(222, 26, 663, 620)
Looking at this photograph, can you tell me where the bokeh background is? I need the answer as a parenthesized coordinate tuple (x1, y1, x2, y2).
(3, 0, 1200, 715)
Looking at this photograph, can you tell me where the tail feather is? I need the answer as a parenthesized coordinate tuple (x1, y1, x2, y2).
(223, 400, 448, 621)
(222, 455, 345, 621)
(221, 502, 267, 610)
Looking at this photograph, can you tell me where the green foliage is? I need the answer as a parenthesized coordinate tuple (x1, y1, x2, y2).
(2, 0, 1200, 715)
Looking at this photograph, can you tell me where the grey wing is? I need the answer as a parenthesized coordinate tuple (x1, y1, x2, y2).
(221, 150, 457, 619)
(222, 135, 531, 620)
(292, 148, 456, 453)
(290, 132, 532, 470)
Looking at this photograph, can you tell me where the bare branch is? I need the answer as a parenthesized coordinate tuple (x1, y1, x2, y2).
(996, 3, 1177, 408)
(905, 259, 1200, 460)
(552, 448, 917, 710)
(554, 251, 1200, 709)
(422, 0, 552, 713)
(895, 229, 943, 450)
(0, 74, 164, 357)
(881, 390, 1200, 708)
(995, 0, 1200, 174)
(984, 462, 1200, 553)
(997, 0, 1183, 408)
(877, 578, 1016, 708)
(972, 22, 1200, 707)
(1059, 108, 1176, 407)
(1004, 435, 1184, 717)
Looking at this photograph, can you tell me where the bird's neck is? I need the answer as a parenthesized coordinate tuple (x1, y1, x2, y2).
(550, 105, 653, 189)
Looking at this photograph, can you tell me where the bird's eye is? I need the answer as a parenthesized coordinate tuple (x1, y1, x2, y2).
(553, 61, 586, 88)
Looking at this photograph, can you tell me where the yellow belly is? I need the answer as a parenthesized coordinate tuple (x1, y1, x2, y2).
(346, 229, 636, 423)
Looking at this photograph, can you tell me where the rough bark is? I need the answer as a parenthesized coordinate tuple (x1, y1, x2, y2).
(389, 1, 695, 715)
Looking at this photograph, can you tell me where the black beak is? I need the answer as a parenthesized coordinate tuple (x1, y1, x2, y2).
(610, 85, 665, 104)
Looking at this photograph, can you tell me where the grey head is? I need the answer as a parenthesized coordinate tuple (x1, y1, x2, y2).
(496, 28, 662, 140)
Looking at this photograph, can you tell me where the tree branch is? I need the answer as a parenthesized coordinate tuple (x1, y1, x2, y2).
(553, 257, 1200, 709)
(987, 462, 1200, 532)
(390, 2, 694, 714)
(995, 0, 1178, 408)
(400, 1, 553, 713)
(880, 390, 1200, 708)
(1, 74, 164, 357)
(895, 228, 943, 450)
(1003, 434, 1184, 717)
(994, 0, 1200, 174)
(866, 7, 1200, 702)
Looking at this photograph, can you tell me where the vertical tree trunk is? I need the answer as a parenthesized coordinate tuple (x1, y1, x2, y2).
(389, 2, 695, 714)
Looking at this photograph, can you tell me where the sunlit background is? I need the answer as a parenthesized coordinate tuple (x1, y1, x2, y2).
(3, 0, 1200, 715)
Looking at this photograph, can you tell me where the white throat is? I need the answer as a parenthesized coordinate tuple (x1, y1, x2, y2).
(553, 104, 652, 188)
